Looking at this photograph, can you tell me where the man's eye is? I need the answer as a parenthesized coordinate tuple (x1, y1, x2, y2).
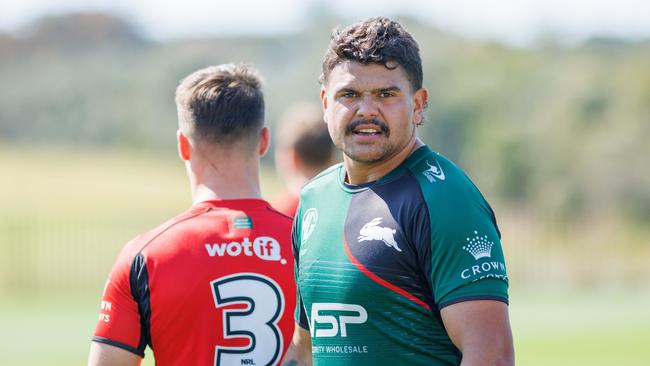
(341, 92, 356, 98)
(378, 92, 394, 98)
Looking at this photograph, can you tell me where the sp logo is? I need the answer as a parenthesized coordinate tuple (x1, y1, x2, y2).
(310, 303, 368, 338)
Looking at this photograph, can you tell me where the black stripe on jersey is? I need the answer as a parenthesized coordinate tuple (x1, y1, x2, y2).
(91, 336, 146, 357)
(296, 291, 310, 330)
(130, 252, 152, 354)
(438, 295, 509, 310)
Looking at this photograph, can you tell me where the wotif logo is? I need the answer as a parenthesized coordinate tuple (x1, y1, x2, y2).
(205, 236, 286, 263)
(310, 303, 368, 338)
(422, 159, 445, 183)
(358, 217, 401, 252)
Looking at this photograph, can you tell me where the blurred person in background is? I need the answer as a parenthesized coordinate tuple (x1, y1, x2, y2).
(88, 63, 296, 366)
(273, 102, 339, 217)
(284, 17, 514, 365)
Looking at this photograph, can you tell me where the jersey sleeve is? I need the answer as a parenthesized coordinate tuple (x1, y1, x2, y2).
(429, 193, 509, 308)
(414, 156, 509, 309)
(291, 203, 310, 330)
(92, 240, 148, 357)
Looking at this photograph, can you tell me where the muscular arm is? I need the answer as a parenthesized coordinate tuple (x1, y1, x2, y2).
(441, 300, 514, 366)
(281, 323, 312, 366)
(88, 342, 142, 366)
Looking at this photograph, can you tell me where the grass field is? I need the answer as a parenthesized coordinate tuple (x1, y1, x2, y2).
(1, 290, 648, 365)
(1, 144, 648, 365)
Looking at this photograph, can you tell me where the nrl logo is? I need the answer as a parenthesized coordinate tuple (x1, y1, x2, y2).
(462, 231, 494, 260)
(422, 159, 445, 183)
(358, 217, 401, 252)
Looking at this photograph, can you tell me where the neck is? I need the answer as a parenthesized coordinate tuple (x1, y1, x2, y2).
(187, 152, 263, 204)
(344, 138, 423, 185)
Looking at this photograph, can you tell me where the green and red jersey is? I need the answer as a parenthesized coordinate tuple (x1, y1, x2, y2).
(293, 146, 509, 365)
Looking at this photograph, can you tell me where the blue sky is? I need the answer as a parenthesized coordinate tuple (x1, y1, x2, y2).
(2, 0, 650, 45)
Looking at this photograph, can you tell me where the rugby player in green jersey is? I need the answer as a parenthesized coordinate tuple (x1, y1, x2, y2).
(281, 17, 514, 366)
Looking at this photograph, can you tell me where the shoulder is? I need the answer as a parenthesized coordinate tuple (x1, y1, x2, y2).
(116, 205, 213, 264)
(300, 162, 342, 195)
(408, 149, 490, 205)
(407, 148, 498, 230)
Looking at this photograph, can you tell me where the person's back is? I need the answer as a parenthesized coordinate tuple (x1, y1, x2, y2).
(89, 64, 296, 366)
(95, 201, 293, 365)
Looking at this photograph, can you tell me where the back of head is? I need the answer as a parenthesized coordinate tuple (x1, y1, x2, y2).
(320, 17, 423, 92)
(276, 102, 337, 171)
(175, 63, 264, 147)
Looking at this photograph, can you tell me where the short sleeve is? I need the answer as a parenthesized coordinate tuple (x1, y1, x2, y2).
(92, 241, 147, 357)
(429, 195, 509, 308)
(411, 153, 510, 309)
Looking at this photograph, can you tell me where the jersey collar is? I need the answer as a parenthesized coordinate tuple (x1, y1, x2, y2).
(338, 145, 432, 192)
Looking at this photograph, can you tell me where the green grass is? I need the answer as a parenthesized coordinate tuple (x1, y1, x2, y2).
(1, 290, 648, 365)
(511, 290, 650, 365)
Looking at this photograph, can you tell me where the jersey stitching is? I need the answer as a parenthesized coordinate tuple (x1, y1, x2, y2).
(133, 206, 212, 257)
(263, 204, 294, 221)
(92, 336, 146, 357)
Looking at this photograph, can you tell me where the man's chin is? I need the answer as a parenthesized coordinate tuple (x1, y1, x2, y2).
(344, 149, 391, 165)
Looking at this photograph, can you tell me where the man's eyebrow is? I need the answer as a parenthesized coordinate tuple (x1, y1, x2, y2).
(334, 87, 358, 94)
(374, 86, 402, 93)
(335, 86, 403, 96)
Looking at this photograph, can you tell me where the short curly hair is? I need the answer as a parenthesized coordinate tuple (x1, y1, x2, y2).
(320, 17, 423, 92)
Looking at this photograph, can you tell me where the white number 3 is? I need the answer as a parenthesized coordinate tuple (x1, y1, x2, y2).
(211, 273, 285, 366)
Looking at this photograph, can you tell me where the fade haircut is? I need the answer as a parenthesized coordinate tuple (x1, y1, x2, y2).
(175, 63, 264, 145)
(320, 17, 423, 92)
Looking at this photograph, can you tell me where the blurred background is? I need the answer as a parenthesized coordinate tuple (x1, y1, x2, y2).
(1, 0, 649, 365)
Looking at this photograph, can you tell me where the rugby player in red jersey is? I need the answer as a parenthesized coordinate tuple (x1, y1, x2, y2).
(88, 64, 296, 366)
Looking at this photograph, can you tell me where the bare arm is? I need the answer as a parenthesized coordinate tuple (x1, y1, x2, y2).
(281, 323, 312, 366)
(441, 300, 514, 366)
(88, 342, 142, 366)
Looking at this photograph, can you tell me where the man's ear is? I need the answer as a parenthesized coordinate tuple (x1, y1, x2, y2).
(258, 127, 270, 157)
(412, 87, 429, 125)
(320, 87, 328, 122)
(177, 130, 191, 161)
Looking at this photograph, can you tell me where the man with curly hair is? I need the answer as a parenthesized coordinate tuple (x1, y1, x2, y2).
(283, 18, 514, 365)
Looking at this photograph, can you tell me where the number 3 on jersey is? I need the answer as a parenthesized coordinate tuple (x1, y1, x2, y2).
(211, 273, 285, 366)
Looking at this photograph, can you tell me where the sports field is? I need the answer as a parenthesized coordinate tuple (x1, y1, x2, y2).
(1, 290, 648, 365)
(1, 145, 648, 365)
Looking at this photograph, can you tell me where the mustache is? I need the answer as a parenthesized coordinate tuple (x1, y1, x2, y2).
(346, 119, 390, 135)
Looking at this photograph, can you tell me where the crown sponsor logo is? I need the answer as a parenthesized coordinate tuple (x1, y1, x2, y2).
(422, 159, 445, 183)
(462, 231, 493, 260)
(459, 231, 508, 281)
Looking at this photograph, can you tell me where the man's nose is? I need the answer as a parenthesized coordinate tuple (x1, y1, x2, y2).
(356, 94, 379, 119)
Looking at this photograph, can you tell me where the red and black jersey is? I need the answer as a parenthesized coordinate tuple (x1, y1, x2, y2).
(92, 199, 296, 366)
